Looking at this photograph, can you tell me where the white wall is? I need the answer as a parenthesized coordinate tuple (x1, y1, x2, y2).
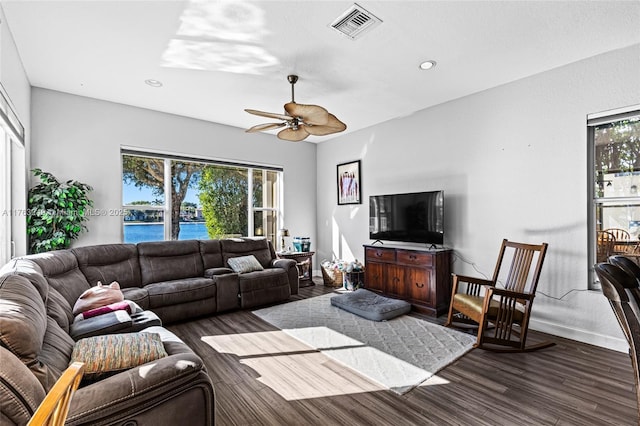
(30, 88, 317, 252)
(0, 4, 30, 257)
(316, 44, 640, 351)
(0, 6, 29, 122)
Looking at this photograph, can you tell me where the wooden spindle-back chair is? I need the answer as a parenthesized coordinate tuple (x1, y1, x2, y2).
(598, 230, 617, 263)
(445, 239, 554, 352)
(607, 228, 636, 255)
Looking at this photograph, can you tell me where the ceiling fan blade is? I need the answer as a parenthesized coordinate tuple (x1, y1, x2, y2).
(245, 109, 292, 121)
(277, 127, 310, 142)
(284, 103, 329, 126)
(245, 122, 286, 133)
(304, 113, 347, 136)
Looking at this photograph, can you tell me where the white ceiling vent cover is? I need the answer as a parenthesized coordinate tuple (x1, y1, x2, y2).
(330, 3, 382, 40)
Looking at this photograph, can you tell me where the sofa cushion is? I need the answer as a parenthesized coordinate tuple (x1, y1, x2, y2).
(121, 286, 150, 310)
(46, 286, 74, 333)
(150, 298, 217, 325)
(0, 273, 66, 391)
(0, 258, 50, 302)
(138, 240, 204, 285)
(199, 239, 224, 269)
(72, 243, 141, 288)
(238, 268, 290, 309)
(221, 238, 274, 268)
(228, 255, 264, 274)
(0, 258, 77, 333)
(39, 316, 76, 388)
(145, 277, 216, 308)
(28, 250, 92, 308)
(70, 332, 168, 379)
(0, 273, 47, 363)
(239, 268, 289, 292)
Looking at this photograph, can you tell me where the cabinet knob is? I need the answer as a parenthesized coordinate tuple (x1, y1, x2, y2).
(415, 282, 424, 288)
(409, 255, 416, 260)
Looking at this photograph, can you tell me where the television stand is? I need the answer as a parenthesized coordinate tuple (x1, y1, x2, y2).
(363, 244, 452, 316)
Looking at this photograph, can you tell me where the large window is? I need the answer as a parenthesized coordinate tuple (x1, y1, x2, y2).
(121, 150, 282, 244)
(589, 106, 640, 288)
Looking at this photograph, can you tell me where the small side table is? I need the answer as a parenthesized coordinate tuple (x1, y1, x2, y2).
(277, 251, 315, 287)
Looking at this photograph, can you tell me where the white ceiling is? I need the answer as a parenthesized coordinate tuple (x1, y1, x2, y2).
(2, 0, 639, 142)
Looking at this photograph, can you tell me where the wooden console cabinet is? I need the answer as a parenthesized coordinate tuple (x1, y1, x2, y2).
(363, 245, 452, 317)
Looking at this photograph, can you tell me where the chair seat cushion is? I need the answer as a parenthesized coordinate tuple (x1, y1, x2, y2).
(452, 293, 524, 323)
(331, 289, 411, 321)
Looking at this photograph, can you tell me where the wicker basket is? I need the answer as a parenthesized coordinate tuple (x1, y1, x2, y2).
(321, 266, 344, 287)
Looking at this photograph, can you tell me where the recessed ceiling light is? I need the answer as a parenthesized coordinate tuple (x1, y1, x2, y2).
(419, 60, 437, 70)
(145, 79, 163, 87)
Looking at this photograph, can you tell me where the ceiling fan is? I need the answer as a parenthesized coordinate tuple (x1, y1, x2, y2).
(245, 75, 346, 142)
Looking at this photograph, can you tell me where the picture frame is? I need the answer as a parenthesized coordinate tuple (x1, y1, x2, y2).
(337, 160, 361, 205)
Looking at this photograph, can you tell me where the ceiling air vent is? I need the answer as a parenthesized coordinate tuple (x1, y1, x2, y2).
(330, 3, 382, 40)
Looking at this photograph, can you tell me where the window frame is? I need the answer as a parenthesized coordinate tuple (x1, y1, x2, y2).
(251, 168, 281, 241)
(121, 148, 283, 243)
(0, 85, 25, 263)
(588, 105, 640, 289)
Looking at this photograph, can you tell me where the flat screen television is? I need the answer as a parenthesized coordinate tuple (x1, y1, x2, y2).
(369, 190, 444, 245)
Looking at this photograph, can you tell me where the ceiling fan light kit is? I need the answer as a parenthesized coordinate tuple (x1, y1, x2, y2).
(245, 75, 346, 142)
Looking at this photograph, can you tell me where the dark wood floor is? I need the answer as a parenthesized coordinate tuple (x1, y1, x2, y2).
(168, 280, 638, 425)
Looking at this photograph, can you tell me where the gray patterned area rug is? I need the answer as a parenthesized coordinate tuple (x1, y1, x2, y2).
(252, 293, 476, 394)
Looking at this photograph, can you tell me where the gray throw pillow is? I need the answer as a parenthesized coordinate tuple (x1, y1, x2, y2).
(227, 255, 264, 273)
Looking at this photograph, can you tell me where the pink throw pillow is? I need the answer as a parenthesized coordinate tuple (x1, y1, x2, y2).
(73, 281, 124, 315)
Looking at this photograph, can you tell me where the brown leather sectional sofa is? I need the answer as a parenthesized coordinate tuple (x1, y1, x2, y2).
(0, 237, 298, 425)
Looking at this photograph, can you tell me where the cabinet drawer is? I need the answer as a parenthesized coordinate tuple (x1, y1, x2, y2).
(397, 250, 433, 267)
(365, 247, 395, 263)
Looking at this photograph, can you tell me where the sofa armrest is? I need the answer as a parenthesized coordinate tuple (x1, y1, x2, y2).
(211, 273, 240, 312)
(0, 346, 46, 426)
(204, 267, 234, 278)
(271, 258, 299, 295)
(67, 343, 214, 424)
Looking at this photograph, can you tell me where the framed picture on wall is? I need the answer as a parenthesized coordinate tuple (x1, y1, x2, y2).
(337, 160, 361, 205)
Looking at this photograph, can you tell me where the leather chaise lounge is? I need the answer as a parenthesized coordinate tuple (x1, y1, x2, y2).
(0, 237, 299, 425)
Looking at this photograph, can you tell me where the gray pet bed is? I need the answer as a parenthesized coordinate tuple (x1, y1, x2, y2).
(330, 289, 411, 321)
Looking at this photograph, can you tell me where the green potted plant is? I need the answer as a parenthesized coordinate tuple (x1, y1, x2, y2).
(27, 168, 94, 254)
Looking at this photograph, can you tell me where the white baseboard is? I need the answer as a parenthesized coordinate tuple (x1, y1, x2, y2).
(529, 318, 627, 353)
